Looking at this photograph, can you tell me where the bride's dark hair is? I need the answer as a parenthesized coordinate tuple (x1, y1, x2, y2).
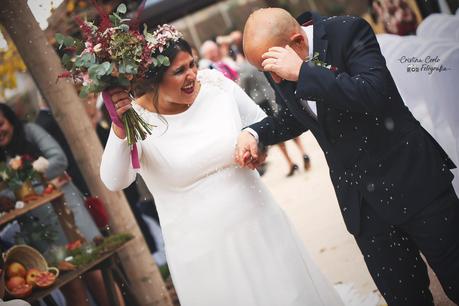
(132, 38, 193, 113)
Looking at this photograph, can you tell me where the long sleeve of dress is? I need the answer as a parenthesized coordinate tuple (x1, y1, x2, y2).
(100, 128, 140, 191)
(212, 69, 267, 127)
(24, 123, 68, 180)
(233, 82, 267, 127)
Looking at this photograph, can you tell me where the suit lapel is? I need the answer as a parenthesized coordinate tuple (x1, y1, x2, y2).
(312, 20, 328, 126)
(280, 81, 321, 131)
(312, 15, 328, 63)
(298, 12, 328, 61)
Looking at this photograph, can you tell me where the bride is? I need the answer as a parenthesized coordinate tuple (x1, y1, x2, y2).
(100, 25, 343, 306)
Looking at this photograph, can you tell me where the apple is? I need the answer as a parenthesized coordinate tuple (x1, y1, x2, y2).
(34, 271, 57, 288)
(9, 283, 33, 298)
(43, 184, 54, 195)
(26, 268, 42, 286)
(6, 276, 26, 291)
(6, 262, 26, 278)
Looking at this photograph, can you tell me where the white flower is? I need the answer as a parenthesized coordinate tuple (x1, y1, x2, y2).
(32, 157, 49, 173)
(93, 43, 102, 53)
(0, 171, 9, 181)
(15, 201, 25, 209)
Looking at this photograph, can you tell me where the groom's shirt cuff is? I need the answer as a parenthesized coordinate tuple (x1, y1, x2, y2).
(243, 128, 259, 144)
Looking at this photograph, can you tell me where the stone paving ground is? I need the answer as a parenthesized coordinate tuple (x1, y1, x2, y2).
(260, 132, 454, 306)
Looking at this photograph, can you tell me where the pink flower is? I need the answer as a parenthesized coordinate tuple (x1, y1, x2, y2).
(9, 156, 22, 170)
(82, 73, 91, 86)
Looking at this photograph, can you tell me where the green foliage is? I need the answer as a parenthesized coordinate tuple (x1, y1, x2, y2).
(75, 53, 96, 68)
(156, 55, 170, 67)
(14, 217, 58, 247)
(0, 157, 40, 191)
(117, 3, 127, 15)
(143, 24, 156, 45)
(55, 33, 81, 49)
(67, 233, 134, 267)
(88, 62, 113, 80)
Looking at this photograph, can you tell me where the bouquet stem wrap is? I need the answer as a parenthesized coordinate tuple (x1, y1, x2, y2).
(102, 90, 143, 169)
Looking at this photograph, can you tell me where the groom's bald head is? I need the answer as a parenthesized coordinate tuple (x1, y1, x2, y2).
(243, 8, 303, 69)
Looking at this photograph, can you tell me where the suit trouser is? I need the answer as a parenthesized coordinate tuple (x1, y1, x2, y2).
(354, 186, 459, 306)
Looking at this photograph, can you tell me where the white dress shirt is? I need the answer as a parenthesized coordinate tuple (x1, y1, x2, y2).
(302, 25, 318, 117)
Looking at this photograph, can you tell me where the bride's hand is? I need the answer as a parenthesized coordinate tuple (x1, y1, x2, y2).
(235, 131, 260, 170)
(107, 88, 131, 139)
(246, 149, 267, 169)
(108, 88, 132, 118)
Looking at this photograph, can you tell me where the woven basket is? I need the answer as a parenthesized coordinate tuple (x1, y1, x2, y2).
(3, 245, 59, 295)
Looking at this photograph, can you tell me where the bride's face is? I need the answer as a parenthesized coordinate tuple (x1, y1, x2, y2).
(158, 51, 199, 108)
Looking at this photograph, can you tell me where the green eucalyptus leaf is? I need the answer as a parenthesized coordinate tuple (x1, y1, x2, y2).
(62, 53, 72, 68)
(55, 33, 65, 48)
(156, 55, 170, 66)
(117, 3, 127, 14)
(88, 64, 100, 80)
(76, 53, 95, 68)
(157, 55, 165, 65)
(79, 86, 91, 98)
(124, 64, 137, 74)
(118, 62, 127, 74)
(83, 53, 96, 68)
(88, 62, 113, 80)
(63, 36, 76, 47)
(142, 23, 157, 45)
(109, 14, 120, 26)
(75, 55, 85, 67)
(101, 62, 113, 75)
(90, 79, 101, 90)
(119, 24, 129, 32)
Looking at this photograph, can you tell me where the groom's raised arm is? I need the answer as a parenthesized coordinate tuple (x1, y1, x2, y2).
(295, 17, 390, 114)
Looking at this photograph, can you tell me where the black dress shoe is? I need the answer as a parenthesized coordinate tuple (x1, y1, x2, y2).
(286, 164, 299, 177)
(303, 155, 311, 171)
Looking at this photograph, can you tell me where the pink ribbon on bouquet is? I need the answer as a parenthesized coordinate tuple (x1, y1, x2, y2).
(102, 90, 140, 169)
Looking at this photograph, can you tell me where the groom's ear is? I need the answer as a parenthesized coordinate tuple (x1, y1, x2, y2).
(289, 33, 305, 48)
(288, 33, 307, 57)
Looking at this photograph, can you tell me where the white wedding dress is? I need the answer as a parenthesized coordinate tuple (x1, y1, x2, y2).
(101, 69, 344, 306)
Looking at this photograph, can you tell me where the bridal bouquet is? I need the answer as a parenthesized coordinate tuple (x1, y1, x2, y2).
(56, 3, 182, 167)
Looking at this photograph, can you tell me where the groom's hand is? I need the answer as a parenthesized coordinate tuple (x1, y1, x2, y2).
(235, 131, 260, 170)
(261, 45, 303, 82)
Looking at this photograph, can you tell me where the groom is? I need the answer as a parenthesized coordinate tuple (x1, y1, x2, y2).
(236, 8, 459, 305)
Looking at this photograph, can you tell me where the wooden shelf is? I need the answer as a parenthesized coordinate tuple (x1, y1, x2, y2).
(0, 191, 64, 226)
(24, 240, 132, 303)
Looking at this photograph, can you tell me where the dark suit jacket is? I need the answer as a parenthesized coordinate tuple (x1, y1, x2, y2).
(249, 12, 456, 234)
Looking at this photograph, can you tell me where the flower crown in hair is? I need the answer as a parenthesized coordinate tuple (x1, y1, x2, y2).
(144, 24, 183, 67)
